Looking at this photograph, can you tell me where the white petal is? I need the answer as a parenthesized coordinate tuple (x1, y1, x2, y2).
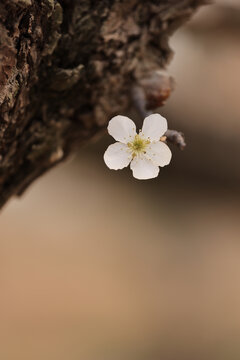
(130, 157, 159, 180)
(142, 113, 168, 141)
(104, 142, 132, 170)
(145, 141, 172, 167)
(108, 115, 137, 143)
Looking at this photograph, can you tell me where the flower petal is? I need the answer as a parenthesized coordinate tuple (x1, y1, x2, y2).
(145, 141, 172, 167)
(130, 157, 159, 180)
(108, 115, 137, 143)
(142, 113, 168, 141)
(104, 142, 132, 170)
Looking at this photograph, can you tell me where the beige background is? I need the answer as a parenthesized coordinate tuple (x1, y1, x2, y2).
(1, 1, 240, 359)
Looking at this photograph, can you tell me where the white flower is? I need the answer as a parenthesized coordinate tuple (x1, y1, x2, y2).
(104, 114, 172, 180)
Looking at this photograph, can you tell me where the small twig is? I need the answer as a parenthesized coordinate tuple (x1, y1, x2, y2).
(164, 129, 186, 150)
(132, 79, 186, 150)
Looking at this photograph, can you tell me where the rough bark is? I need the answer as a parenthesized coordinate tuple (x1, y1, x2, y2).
(0, 0, 206, 208)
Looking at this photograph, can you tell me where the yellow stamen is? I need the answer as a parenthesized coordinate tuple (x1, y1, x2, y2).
(127, 134, 150, 156)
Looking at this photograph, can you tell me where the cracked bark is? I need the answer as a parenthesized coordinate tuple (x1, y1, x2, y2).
(0, 0, 207, 208)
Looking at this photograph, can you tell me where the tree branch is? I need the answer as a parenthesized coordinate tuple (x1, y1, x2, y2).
(0, 0, 207, 208)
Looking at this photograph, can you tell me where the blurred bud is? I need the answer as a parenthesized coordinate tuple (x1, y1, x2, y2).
(138, 71, 175, 110)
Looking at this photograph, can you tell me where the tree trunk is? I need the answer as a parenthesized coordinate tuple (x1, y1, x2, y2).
(0, 0, 206, 208)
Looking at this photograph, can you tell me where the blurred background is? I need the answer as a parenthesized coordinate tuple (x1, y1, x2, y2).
(1, 1, 240, 359)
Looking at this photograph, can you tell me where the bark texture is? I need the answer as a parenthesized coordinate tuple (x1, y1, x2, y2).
(0, 0, 206, 208)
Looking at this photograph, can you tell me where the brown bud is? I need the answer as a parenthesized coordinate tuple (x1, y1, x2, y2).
(139, 71, 175, 110)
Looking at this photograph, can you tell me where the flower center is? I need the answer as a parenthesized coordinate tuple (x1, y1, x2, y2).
(127, 134, 150, 156)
